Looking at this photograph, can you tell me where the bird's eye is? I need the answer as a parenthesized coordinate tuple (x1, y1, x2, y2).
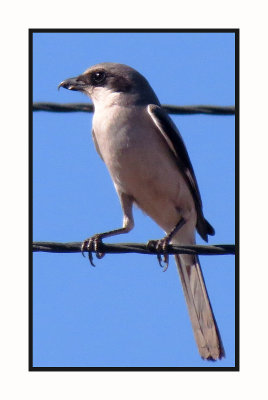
(91, 71, 106, 84)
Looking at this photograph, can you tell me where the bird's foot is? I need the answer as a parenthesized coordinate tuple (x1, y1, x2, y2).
(147, 238, 170, 272)
(81, 234, 105, 266)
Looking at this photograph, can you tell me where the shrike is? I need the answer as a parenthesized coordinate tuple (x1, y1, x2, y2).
(59, 62, 224, 360)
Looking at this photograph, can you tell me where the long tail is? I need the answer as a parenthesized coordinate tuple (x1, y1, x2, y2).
(174, 254, 224, 360)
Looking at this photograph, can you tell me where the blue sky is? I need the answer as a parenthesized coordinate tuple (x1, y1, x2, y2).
(32, 31, 235, 368)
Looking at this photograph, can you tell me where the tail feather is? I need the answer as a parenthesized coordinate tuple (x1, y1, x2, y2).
(175, 254, 224, 360)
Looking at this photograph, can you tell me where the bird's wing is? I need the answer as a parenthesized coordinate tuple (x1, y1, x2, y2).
(147, 104, 214, 240)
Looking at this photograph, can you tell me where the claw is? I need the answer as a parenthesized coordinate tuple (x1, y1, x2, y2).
(81, 240, 87, 258)
(147, 218, 185, 271)
(147, 239, 170, 271)
(81, 234, 106, 266)
(162, 253, 169, 272)
(157, 252, 169, 271)
(93, 236, 105, 259)
(96, 252, 105, 259)
(88, 251, 96, 267)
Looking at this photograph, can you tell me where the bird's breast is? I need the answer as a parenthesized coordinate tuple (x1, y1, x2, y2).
(93, 105, 170, 185)
(92, 105, 195, 232)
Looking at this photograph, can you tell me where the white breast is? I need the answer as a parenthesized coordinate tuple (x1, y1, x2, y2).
(92, 103, 196, 233)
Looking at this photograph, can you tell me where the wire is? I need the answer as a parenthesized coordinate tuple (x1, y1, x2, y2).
(32, 102, 235, 258)
(33, 102, 235, 115)
(33, 241, 235, 256)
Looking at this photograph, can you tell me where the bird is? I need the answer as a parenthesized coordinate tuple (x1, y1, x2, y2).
(58, 62, 224, 360)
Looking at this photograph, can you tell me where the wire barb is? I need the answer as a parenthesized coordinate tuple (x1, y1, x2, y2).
(32, 241, 235, 256)
(33, 102, 235, 116)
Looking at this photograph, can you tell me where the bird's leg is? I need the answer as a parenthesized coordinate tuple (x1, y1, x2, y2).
(147, 217, 186, 271)
(81, 193, 134, 266)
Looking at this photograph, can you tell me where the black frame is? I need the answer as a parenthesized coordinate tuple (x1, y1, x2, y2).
(29, 28, 239, 371)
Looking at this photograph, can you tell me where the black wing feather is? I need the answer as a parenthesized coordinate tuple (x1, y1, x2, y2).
(148, 104, 215, 240)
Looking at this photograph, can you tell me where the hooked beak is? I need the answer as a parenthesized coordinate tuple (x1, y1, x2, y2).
(58, 76, 86, 91)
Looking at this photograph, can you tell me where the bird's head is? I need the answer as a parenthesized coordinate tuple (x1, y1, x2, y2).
(58, 62, 159, 106)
